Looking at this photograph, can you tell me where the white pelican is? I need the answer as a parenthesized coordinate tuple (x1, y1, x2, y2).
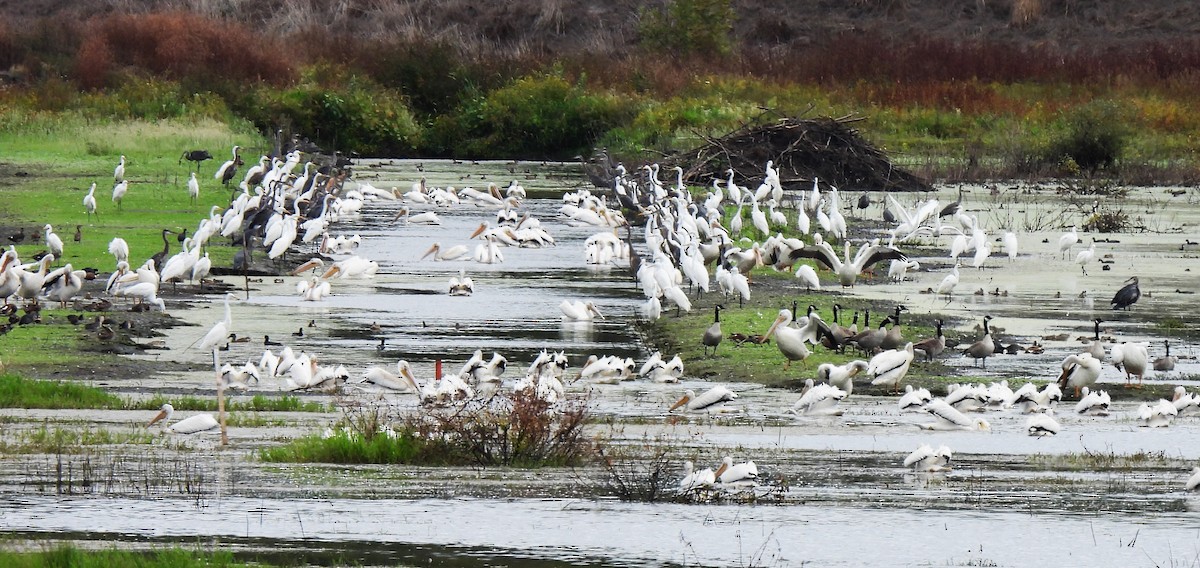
(297, 277, 331, 301)
(1007, 382, 1062, 414)
(1137, 399, 1177, 428)
(560, 300, 604, 321)
(448, 269, 473, 296)
(944, 383, 987, 413)
(395, 208, 441, 225)
(43, 225, 64, 258)
(1026, 411, 1061, 436)
(794, 264, 820, 291)
(816, 360, 869, 395)
(1110, 341, 1149, 388)
(897, 385, 933, 413)
(41, 263, 84, 307)
(473, 236, 504, 264)
(107, 237, 129, 263)
(219, 362, 259, 392)
(112, 281, 167, 313)
(669, 386, 737, 413)
(918, 399, 991, 431)
(422, 242, 470, 261)
(868, 342, 915, 394)
(1074, 387, 1111, 416)
(147, 403, 218, 434)
(83, 183, 98, 220)
(1058, 225, 1079, 259)
(1188, 467, 1200, 492)
(1057, 352, 1101, 398)
(578, 354, 635, 383)
(714, 456, 758, 487)
(764, 308, 829, 370)
(15, 254, 54, 303)
(887, 259, 920, 282)
(357, 361, 420, 393)
(904, 444, 952, 472)
(320, 256, 378, 279)
(678, 461, 716, 494)
(1173, 386, 1200, 416)
(790, 380, 846, 416)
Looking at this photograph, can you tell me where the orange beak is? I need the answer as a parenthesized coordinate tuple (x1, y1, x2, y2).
(668, 394, 691, 412)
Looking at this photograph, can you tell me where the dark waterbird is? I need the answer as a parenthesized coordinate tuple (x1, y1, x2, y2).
(179, 150, 213, 171)
(702, 305, 724, 356)
(1110, 276, 1140, 310)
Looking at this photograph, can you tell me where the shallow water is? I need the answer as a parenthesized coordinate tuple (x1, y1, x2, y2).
(7, 160, 1200, 565)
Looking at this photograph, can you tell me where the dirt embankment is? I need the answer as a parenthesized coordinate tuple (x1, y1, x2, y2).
(1, 0, 1195, 55)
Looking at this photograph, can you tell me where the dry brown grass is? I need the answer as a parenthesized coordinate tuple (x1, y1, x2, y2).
(1011, 0, 1043, 27)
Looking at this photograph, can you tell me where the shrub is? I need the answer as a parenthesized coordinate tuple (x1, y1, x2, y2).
(639, 0, 735, 57)
(428, 72, 633, 159)
(1044, 100, 1129, 174)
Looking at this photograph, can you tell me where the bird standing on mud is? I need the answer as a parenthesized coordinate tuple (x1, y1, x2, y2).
(1111, 276, 1140, 310)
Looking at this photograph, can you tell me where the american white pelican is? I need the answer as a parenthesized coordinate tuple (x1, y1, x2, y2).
(219, 362, 259, 392)
(147, 403, 218, 434)
(918, 399, 991, 431)
(1110, 341, 1149, 387)
(1137, 399, 1177, 428)
(1057, 352, 1101, 398)
(422, 242, 470, 261)
(473, 236, 504, 264)
(112, 281, 167, 313)
(669, 386, 737, 413)
(15, 254, 54, 303)
(560, 300, 604, 321)
(887, 259, 920, 282)
(790, 239, 908, 287)
(1173, 386, 1200, 416)
(395, 208, 441, 225)
(448, 269, 473, 296)
(794, 264, 820, 290)
(1075, 387, 1111, 416)
(1058, 225, 1079, 259)
(297, 276, 331, 301)
(868, 342, 915, 394)
(43, 225, 63, 258)
(320, 256, 378, 279)
(944, 383, 987, 413)
(816, 360, 869, 395)
(1188, 467, 1200, 492)
(578, 354, 635, 383)
(41, 263, 84, 307)
(357, 360, 420, 393)
(904, 444, 952, 472)
(83, 183, 98, 220)
(1026, 411, 1061, 436)
(897, 385, 933, 413)
(678, 461, 717, 494)
(714, 456, 758, 487)
(1006, 382, 1061, 414)
(107, 237, 129, 263)
(790, 380, 846, 416)
(764, 308, 829, 370)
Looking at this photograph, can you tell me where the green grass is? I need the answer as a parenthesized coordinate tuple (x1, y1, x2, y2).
(0, 545, 274, 568)
(0, 374, 329, 413)
(0, 113, 266, 270)
(0, 374, 125, 409)
(260, 429, 432, 465)
(0, 322, 95, 368)
(0, 424, 155, 453)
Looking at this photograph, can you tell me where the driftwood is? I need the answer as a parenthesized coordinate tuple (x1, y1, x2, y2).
(668, 115, 930, 193)
(585, 114, 930, 194)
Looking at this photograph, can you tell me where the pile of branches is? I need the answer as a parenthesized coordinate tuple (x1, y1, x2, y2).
(599, 114, 928, 193)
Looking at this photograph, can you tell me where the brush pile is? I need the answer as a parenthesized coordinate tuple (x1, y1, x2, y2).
(670, 115, 930, 192)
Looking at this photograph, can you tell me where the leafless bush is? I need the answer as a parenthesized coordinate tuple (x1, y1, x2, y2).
(597, 432, 682, 502)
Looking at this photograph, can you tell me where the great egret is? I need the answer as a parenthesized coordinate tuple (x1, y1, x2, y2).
(83, 183, 98, 221)
(198, 293, 235, 353)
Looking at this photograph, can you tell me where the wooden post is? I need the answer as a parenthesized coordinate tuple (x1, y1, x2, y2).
(213, 349, 228, 446)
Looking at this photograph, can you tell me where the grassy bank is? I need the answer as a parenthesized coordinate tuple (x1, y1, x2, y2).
(0, 545, 275, 568)
(0, 374, 328, 413)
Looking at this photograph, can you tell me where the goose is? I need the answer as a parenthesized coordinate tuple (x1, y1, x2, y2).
(1074, 386, 1111, 416)
(904, 444, 953, 472)
(1153, 340, 1177, 372)
(912, 319, 946, 361)
(702, 304, 723, 356)
(146, 403, 218, 434)
(1136, 399, 1177, 428)
(868, 342, 915, 394)
(918, 399, 991, 431)
(669, 386, 738, 414)
(1086, 319, 1107, 361)
(851, 315, 891, 356)
(789, 239, 908, 287)
(879, 305, 907, 351)
(1026, 411, 1061, 436)
(964, 315, 995, 368)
